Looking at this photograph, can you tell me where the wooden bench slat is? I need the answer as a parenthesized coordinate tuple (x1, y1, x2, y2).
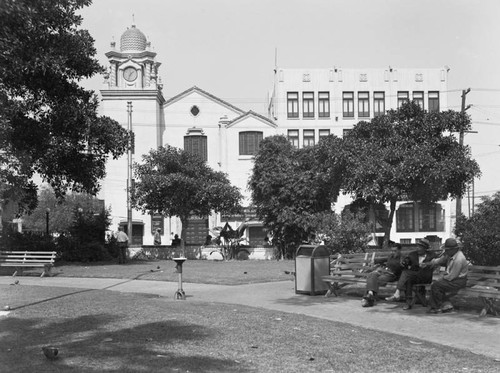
(0, 251, 56, 277)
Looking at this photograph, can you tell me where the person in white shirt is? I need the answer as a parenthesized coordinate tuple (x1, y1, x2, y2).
(116, 226, 129, 264)
(427, 238, 468, 314)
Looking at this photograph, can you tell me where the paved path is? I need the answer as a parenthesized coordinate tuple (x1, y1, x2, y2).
(1, 276, 499, 360)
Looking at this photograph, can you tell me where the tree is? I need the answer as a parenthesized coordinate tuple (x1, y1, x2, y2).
(0, 0, 129, 214)
(132, 145, 242, 254)
(248, 135, 345, 258)
(310, 211, 372, 254)
(455, 192, 500, 265)
(341, 102, 481, 247)
(22, 187, 108, 234)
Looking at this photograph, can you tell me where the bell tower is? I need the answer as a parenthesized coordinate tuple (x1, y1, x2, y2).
(99, 25, 165, 245)
(103, 25, 162, 90)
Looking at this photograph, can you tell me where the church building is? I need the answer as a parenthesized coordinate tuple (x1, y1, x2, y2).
(99, 25, 276, 247)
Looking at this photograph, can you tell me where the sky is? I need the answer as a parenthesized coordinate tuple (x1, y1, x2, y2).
(79, 0, 500, 207)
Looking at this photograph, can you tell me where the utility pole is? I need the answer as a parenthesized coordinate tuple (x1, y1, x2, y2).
(127, 101, 133, 243)
(456, 88, 471, 217)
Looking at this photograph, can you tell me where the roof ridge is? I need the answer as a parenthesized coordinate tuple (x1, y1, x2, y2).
(164, 86, 245, 114)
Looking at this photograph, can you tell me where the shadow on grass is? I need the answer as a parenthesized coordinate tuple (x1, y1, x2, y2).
(0, 314, 252, 373)
(273, 292, 358, 307)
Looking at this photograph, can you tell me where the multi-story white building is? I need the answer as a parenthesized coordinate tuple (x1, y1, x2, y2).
(268, 67, 454, 245)
(98, 24, 455, 248)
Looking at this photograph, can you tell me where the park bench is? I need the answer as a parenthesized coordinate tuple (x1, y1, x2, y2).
(0, 251, 57, 277)
(455, 265, 500, 317)
(323, 251, 500, 316)
(322, 249, 415, 297)
(323, 252, 376, 297)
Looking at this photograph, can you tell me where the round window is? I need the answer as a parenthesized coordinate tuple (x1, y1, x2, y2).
(190, 105, 200, 116)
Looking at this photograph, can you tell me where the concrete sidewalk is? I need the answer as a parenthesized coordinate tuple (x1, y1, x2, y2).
(1, 276, 499, 360)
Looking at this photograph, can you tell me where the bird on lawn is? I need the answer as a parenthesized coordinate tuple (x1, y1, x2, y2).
(42, 346, 59, 360)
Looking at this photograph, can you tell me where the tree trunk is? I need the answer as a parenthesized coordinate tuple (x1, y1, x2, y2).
(382, 199, 397, 249)
(180, 216, 188, 258)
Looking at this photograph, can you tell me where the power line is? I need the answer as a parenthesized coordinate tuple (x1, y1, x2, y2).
(471, 88, 500, 92)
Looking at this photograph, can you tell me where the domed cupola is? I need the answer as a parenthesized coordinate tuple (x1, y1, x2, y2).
(120, 25, 147, 52)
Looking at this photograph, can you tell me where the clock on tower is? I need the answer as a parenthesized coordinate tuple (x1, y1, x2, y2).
(123, 67, 137, 82)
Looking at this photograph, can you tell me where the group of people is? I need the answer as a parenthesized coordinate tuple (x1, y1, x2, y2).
(361, 237, 469, 314)
(114, 227, 182, 264)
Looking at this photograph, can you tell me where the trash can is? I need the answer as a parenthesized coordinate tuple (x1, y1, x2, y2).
(295, 245, 330, 295)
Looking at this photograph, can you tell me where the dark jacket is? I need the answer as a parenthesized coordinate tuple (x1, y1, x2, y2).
(374, 254, 403, 278)
(401, 250, 438, 283)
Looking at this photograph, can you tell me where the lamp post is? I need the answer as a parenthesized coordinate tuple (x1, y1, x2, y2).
(45, 208, 50, 235)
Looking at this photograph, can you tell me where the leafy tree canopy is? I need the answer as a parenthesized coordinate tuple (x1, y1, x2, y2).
(455, 192, 500, 265)
(248, 135, 345, 257)
(342, 102, 481, 245)
(22, 186, 107, 234)
(0, 0, 129, 212)
(132, 146, 242, 249)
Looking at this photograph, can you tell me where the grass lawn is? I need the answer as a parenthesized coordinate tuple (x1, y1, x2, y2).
(7, 259, 296, 285)
(1, 284, 499, 373)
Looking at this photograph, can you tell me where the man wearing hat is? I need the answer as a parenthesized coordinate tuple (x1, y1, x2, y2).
(427, 237, 468, 314)
(386, 238, 439, 310)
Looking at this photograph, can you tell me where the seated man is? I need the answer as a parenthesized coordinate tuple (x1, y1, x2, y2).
(362, 242, 403, 307)
(427, 238, 468, 314)
(386, 238, 439, 310)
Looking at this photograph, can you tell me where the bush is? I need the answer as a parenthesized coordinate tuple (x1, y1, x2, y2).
(454, 192, 500, 266)
(56, 234, 115, 262)
(0, 228, 57, 252)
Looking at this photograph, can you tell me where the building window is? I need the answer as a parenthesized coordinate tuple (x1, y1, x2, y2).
(397, 91, 409, 108)
(428, 91, 440, 113)
(396, 202, 445, 232)
(343, 92, 354, 117)
(184, 135, 207, 161)
(303, 129, 315, 147)
(374, 91, 385, 117)
(318, 92, 330, 118)
(318, 129, 330, 141)
(287, 92, 299, 118)
(287, 130, 299, 148)
(358, 92, 370, 118)
(419, 203, 444, 232)
(303, 92, 314, 118)
(413, 91, 424, 109)
(400, 238, 412, 244)
(239, 131, 263, 155)
(343, 129, 352, 137)
(396, 203, 414, 232)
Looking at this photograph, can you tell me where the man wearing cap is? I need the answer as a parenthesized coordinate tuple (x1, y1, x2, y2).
(386, 238, 439, 310)
(427, 238, 468, 314)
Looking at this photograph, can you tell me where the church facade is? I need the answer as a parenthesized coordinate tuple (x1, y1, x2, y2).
(98, 25, 454, 247)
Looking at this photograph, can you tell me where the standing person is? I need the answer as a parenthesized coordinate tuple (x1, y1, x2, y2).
(362, 242, 404, 307)
(154, 228, 162, 246)
(427, 238, 468, 314)
(387, 238, 439, 310)
(171, 234, 181, 247)
(116, 226, 129, 264)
